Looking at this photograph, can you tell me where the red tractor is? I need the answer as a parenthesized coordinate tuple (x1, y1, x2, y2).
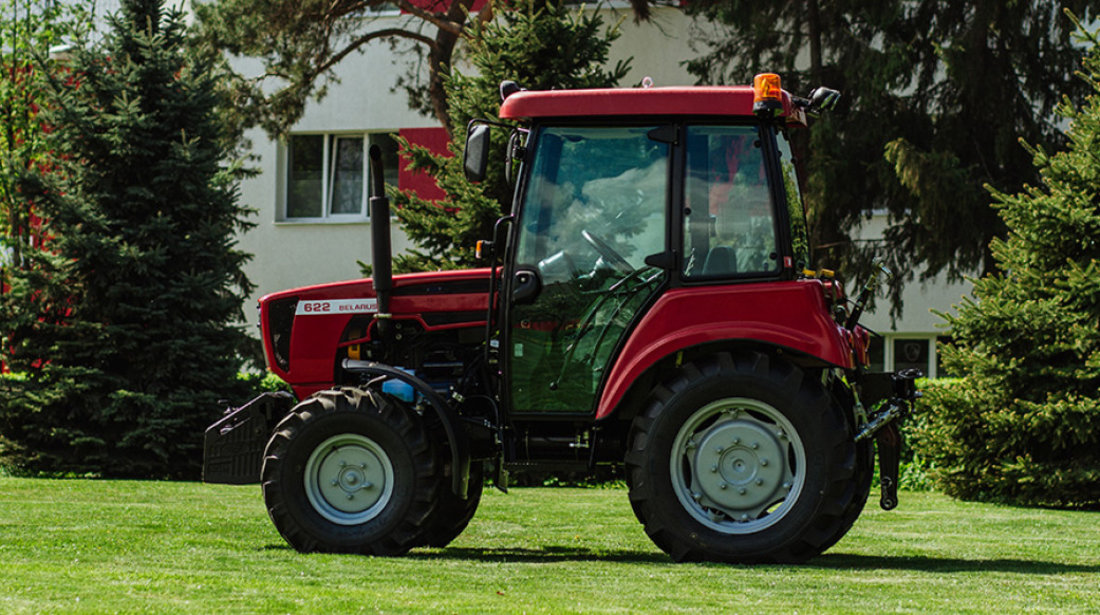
(204, 74, 919, 563)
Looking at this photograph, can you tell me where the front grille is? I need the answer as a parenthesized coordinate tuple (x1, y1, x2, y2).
(266, 297, 298, 371)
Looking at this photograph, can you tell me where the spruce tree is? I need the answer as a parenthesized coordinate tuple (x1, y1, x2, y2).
(0, 0, 255, 478)
(390, 0, 631, 272)
(914, 21, 1100, 507)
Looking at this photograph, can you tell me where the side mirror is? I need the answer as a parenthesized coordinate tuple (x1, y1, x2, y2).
(809, 87, 841, 113)
(464, 123, 491, 182)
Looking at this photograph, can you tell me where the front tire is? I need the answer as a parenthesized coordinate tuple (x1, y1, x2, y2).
(626, 352, 857, 563)
(261, 388, 439, 554)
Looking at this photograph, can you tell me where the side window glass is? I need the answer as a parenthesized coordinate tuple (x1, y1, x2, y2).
(777, 131, 810, 267)
(682, 125, 779, 278)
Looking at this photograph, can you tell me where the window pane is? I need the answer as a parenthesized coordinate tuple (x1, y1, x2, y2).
(893, 338, 929, 375)
(777, 131, 809, 267)
(369, 133, 401, 190)
(287, 135, 324, 218)
(868, 335, 885, 372)
(331, 136, 365, 215)
(683, 125, 778, 278)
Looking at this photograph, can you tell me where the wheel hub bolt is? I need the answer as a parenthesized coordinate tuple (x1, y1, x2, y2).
(346, 494, 354, 500)
(760, 458, 769, 467)
(738, 487, 746, 495)
(755, 478, 764, 486)
(710, 464, 718, 473)
(739, 514, 749, 522)
(751, 442, 759, 450)
(719, 483, 727, 490)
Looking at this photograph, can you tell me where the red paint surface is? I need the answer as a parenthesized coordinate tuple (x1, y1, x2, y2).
(401, 0, 487, 13)
(260, 268, 491, 391)
(595, 280, 853, 420)
(398, 126, 450, 201)
(499, 86, 806, 126)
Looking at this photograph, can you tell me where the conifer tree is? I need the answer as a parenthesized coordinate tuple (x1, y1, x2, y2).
(914, 20, 1100, 507)
(390, 0, 630, 272)
(0, 0, 255, 478)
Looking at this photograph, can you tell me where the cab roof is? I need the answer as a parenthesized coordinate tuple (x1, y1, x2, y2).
(497, 86, 807, 126)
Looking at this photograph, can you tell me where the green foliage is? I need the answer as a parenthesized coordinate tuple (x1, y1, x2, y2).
(909, 22, 1100, 507)
(0, 0, 257, 479)
(191, 0, 488, 137)
(237, 370, 292, 398)
(390, 0, 631, 272)
(1, 0, 87, 276)
(684, 0, 1098, 318)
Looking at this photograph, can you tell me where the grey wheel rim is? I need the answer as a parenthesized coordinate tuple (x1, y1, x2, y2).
(670, 397, 806, 534)
(304, 433, 395, 525)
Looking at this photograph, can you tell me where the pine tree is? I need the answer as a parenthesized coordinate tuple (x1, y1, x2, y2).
(0, 0, 256, 478)
(390, 0, 631, 272)
(913, 19, 1100, 507)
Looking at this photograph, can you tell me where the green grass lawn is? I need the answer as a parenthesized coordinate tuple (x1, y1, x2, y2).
(0, 477, 1097, 613)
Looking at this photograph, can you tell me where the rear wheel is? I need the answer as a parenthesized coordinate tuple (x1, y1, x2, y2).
(261, 388, 439, 554)
(626, 352, 857, 563)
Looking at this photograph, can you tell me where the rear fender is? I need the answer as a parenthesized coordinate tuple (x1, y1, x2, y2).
(596, 281, 854, 421)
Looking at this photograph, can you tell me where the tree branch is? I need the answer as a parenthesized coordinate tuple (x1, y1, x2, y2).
(391, 0, 465, 36)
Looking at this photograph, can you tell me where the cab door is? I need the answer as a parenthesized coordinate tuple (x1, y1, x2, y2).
(505, 124, 671, 414)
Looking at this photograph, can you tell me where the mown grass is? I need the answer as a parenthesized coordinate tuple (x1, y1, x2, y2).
(0, 478, 1097, 613)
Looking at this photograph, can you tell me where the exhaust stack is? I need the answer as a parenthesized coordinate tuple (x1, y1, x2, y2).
(368, 145, 394, 341)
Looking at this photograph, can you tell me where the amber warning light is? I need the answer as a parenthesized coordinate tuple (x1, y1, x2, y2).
(753, 73, 784, 118)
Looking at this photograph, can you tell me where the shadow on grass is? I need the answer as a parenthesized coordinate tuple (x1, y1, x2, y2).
(813, 553, 1100, 574)
(259, 543, 669, 563)
(410, 545, 671, 564)
(261, 543, 1099, 574)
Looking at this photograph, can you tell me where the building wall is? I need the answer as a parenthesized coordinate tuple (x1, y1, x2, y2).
(855, 214, 973, 378)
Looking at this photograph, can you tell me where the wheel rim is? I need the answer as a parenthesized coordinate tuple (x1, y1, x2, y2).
(670, 397, 806, 534)
(304, 434, 395, 526)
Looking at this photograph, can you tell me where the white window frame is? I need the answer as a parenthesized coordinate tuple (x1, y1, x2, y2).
(883, 335, 939, 379)
(279, 132, 397, 223)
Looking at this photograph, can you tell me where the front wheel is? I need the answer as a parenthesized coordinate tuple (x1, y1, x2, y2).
(626, 352, 858, 563)
(261, 388, 439, 554)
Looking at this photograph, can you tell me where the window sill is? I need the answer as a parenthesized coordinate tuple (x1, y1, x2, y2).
(275, 217, 370, 226)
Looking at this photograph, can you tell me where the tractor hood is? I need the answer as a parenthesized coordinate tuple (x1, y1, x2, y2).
(257, 268, 492, 393)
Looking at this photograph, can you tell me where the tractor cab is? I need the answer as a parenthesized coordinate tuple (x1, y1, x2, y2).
(479, 82, 815, 419)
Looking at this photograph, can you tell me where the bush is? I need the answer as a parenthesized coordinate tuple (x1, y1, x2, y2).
(903, 18, 1100, 509)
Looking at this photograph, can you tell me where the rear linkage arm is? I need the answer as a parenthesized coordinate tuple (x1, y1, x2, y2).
(856, 368, 922, 510)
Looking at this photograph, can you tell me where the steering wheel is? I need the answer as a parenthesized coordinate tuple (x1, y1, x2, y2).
(582, 229, 633, 275)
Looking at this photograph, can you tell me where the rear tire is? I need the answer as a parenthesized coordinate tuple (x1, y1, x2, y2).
(625, 352, 857, 563)
(261, 388, 439, 554)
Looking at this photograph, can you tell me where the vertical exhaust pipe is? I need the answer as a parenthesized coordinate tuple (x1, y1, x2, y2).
(368, 145, 394, 342)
